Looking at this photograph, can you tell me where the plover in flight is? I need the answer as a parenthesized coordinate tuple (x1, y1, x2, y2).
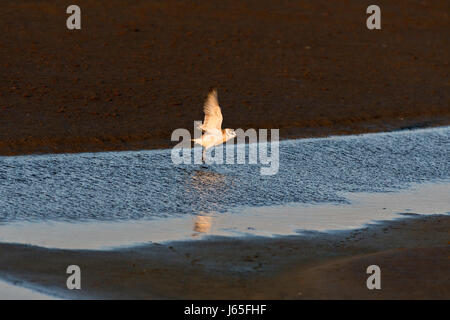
(193, 88, 237, 163)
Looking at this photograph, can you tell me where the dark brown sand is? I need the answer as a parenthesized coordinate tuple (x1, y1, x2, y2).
(0, 0, 449, 155)
(0, 215, 448, 299)
(0, 0, 448, 300)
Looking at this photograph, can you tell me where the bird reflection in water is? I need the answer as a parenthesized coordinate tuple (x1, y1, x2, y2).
(189, 170, 227, 192)
(188, 170, 227, 237)
(187, 170, 229, 206)
(192, 214, 213, 237)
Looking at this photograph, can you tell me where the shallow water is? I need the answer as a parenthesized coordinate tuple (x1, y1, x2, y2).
(0, 127, 448, 249)
(0, 279, 58, 300)
(0, 127, 449, 223)
(0, 181, 448, 249)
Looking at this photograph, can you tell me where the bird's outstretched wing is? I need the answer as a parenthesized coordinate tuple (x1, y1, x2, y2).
(200, 88, 223, 133)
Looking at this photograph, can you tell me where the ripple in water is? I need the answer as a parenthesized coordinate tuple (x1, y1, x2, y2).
(0, 127, 449, 223)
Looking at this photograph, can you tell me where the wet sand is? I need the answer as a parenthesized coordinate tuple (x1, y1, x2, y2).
(0, 0, 448, 300)
(0, 215, 448, 299)
(0, 0, 449, 156)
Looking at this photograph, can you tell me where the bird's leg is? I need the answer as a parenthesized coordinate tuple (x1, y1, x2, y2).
(202, 148, 206, 164)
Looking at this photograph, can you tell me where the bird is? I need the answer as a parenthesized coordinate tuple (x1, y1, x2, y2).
(193, 88, 237, 163)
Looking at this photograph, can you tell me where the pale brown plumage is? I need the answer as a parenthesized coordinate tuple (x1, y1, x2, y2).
(199, 88, 223, 134)
(193, 88, 237, 163)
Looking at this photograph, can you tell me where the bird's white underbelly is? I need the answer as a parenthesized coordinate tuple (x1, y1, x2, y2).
(194, 133, 224, 150)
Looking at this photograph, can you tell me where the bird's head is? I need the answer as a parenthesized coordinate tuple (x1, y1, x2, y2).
(225, 128, 237, 139)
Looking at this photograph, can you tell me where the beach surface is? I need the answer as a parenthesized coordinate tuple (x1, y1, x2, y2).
(0, 0, 449, 300)
(0, 215, 448, 299)
(0, 0, 449, 156)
